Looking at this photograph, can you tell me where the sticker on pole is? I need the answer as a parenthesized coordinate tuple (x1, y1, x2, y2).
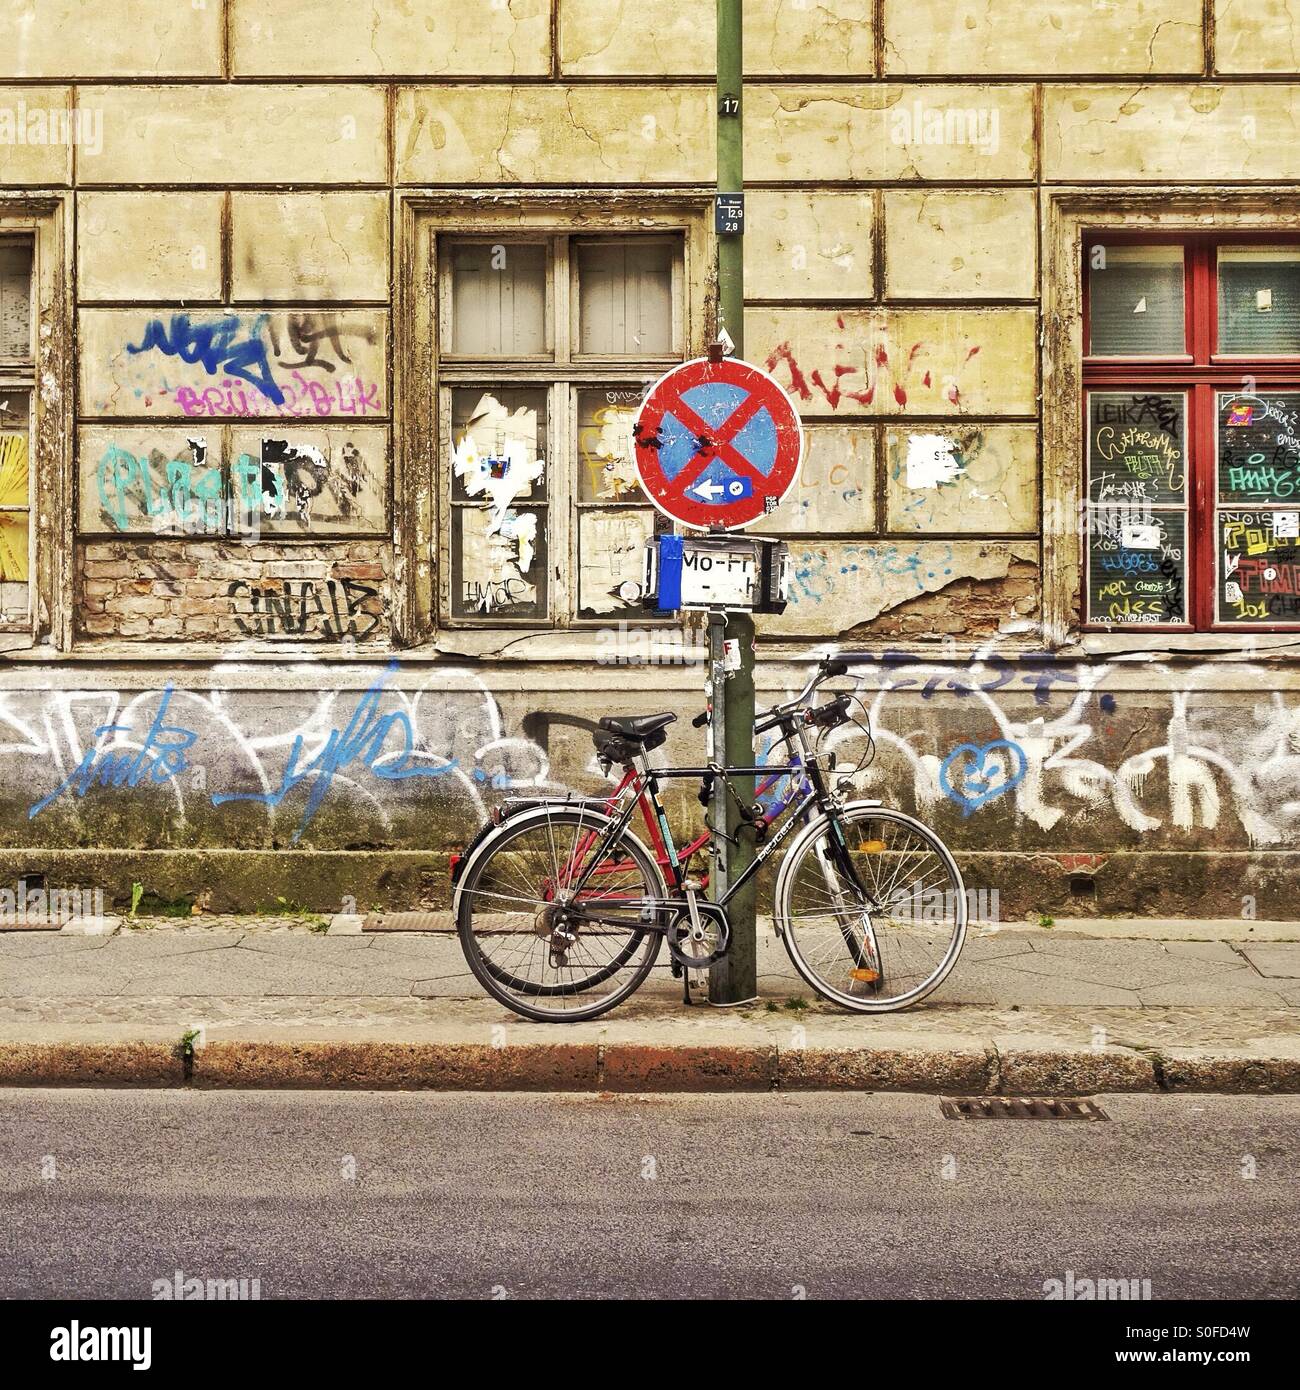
(632, 356, 803, 531)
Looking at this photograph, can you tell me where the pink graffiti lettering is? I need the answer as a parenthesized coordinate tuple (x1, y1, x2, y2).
(177, 377, 384, 419)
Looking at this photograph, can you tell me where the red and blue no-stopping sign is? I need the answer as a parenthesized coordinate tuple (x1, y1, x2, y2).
(633, 356, 803, 531)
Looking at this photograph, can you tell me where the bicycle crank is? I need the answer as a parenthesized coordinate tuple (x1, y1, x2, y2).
(666, 899, 731, 969)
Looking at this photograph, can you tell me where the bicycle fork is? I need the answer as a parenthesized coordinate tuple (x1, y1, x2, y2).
(820, 818, 883, 985)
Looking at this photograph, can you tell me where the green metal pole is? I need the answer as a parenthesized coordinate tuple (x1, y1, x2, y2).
(709, 0, 757, 1005)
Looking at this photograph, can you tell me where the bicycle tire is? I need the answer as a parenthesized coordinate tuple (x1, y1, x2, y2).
(774, 802, 967, 1014)
(455, 804, 667, 1023)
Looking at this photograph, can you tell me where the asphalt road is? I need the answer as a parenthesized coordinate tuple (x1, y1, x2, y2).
(0, 1089, 1296, 1300)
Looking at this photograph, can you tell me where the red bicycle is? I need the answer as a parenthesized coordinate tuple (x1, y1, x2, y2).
(453, 659, 967, 1022)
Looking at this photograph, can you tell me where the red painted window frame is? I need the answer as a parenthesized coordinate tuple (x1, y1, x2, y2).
(1082, 231, 1300, 633)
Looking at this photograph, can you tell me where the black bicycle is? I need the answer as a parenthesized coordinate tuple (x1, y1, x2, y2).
(453, 659, 968, 1022)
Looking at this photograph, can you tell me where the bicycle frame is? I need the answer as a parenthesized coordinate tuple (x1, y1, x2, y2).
(559, 712, 875, 917)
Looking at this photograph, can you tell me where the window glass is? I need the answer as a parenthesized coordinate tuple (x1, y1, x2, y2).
(449, 388, 548, 620)
(576, 387, 644, 503)
(577, 240, 673, 355)
(449, 242, 546, 357)
(1085, 390, 1188, 626)
(574, 386, 663, 620)
(1217, 248, 1300, 355)
(1216, 391, 1300, 625)
(0, 390, 30, 618)
(1088, 245, 1185, 356)
(0, 241, 32, 358)
(577, 508, 663, 619)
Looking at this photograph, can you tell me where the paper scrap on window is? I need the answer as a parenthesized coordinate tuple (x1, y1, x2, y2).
(579, 510, 653, 615)
(579, 403, 640, 500)
(453, 393, 545, 529)
(460, 506, 539, 615)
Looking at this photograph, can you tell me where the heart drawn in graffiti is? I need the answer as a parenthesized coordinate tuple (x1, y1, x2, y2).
(939, 740, 1027, 816)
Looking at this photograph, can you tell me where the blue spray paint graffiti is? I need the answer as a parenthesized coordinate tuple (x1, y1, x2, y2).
(212, 661, 457, 839)
(27, 662, 459, 842)
(939, 740, 1027, 816)
(27, 686, 198, 817)
(127, 313, 284, 405)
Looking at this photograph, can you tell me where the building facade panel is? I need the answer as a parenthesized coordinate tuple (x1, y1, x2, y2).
(0, 2, 1294, 919)
(883, 0, 1204, 76)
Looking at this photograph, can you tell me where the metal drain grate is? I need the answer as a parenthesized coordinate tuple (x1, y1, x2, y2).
(940, 1096, 1110, 1121)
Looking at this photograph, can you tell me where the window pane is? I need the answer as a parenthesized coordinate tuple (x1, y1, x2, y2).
(450, 389, 547, 503)
(577, 240, 673, 355)
(1088, 245, 1184, 356)
(450, 388, 548, 620)
(1087, 505, 1187, 625)
(0, 512, 27, 582)
(576, 387, 644, 502)
(577, 507, 663, 618)
(1217, 391, 1300, 503)
(0, 240, 33, 359)
(1087, 391, 1186, 504)
(449, 242, 546, 356)
(0, 391, 30, 587)
(453, 504, 547, 619)
(1219, 510, 1300, 624)
(1217, 248, 1300, 354)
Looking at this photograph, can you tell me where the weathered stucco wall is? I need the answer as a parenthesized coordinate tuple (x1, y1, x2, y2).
(0, 0, 1296, 911)
(2, 651, 1298, 918)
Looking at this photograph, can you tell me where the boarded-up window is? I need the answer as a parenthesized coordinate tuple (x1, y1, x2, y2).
(439, 233, 684, 627)
(0, 242, 32, 361)
(449, 242, 547, 357)
(576, 240, 675, 356)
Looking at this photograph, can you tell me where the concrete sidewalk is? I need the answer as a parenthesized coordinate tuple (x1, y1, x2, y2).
(1, 915, 1297, 1093)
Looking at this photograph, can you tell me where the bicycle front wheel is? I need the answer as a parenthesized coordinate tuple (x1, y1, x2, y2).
(456, 805, 666, 1023)
(774, 803, 967, 1013)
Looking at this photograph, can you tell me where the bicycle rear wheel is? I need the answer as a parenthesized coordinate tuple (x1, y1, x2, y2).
(774, 803, 967, 1013)
(455, 805, 666, 1022)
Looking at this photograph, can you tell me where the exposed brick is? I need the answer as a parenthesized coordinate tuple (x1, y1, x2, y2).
(78, 540, 391, 644)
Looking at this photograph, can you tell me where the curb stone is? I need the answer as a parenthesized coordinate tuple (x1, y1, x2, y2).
(0, 1042, 182, 1087)
(1, 1040, 1299, 1093)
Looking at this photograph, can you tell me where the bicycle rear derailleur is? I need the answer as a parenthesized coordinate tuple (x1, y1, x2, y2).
(666, 898, 731, 969)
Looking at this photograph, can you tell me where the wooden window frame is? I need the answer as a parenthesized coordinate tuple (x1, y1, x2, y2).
(0, 197, 71, 655)
(398, 192, 712, 657)
(1083, 231, 1300, 634)
(1043, 190, 1300, 657)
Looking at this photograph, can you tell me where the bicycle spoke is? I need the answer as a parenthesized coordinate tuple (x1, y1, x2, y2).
(459, 809, 663, 1020)
(780, 806, 966, 1012)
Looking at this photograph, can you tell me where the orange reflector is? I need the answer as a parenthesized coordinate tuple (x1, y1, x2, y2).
(858, 839, 886, 853)
(850, 967, 880, 982)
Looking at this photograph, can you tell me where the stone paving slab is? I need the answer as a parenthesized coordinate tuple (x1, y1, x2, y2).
(1238, 944, 1300, 978)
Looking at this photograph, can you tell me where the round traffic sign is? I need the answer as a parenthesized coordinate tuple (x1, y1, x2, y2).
(632, 356, 803, 531)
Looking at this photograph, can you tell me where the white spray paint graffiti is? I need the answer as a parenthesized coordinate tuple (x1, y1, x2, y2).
(809, 628, 1300, 845)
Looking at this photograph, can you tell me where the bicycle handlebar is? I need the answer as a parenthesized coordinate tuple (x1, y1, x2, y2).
(694, 658, 852, 737)
(753, 657, 851, 735)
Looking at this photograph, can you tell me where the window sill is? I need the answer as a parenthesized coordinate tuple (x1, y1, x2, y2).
(1071, 630, 1300, 659)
